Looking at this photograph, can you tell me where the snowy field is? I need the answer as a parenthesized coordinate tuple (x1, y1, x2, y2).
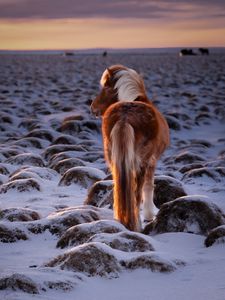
(0, 51, 225, 300)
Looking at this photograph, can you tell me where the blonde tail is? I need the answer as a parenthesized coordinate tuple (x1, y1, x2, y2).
(110, 121, 140, 231)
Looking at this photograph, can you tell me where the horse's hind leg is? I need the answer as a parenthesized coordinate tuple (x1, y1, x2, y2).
(142, 166, 156, 221)
(135, 171, 145, 231)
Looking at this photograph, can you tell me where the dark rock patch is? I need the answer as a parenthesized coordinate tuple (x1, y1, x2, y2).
(57, 220, 126, 248)
(143, 196, 225, 235)
(46, 242, 120, 278)
(182, 167, 225, 183)
(154, 176, 187, 208)
(0, 224, 28, 242)
(0, 273, 39, 294)
(120, 254, 178, 273)
(59, 167, 105, 189)
(43, 144, 86, 161)
(52, 135, 79, 145)
(0, 163, 10, 175)
(0, 178, 41, 193)
(205, 225, 225, 247)
(84, 180, 113, 209)
(52, 158, 86, 175)
(0, 208, 40, 222)
(26, 129, 54, 142)
(28, 206, 99, 236)
(5, 153, 45, 167)
(89, 231, 155, 252)
(165, 115, 181, 131)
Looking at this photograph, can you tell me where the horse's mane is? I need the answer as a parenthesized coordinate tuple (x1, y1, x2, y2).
(100, 65, 147, 102)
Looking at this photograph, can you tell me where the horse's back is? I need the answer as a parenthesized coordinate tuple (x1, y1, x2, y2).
(103, 101, 169, 155)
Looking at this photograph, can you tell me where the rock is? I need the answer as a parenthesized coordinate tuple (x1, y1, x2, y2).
(43, 144, 86, 161)
(174, 151, 205, 164)
(0, 273, 39, 294)
(153, 175, 187, 208)
(120, 254, 179, 273)
(52, 135, 79, 145)
(26, 129, 54, 142)
(205, 225, 225, 247)
(0, 163, 10, 175)
(28, 206, 99, 236)
(143, 196, 225, 235)
(44, 280, 74, 291)
(52, 158, 86, 175)
(165, 115, 181, 131)
(179, 163, 204, 174)
(84, 180, 113, 208)
(57, 220, 126, 248)
(46, 242, 120, 278)
(89, 231, 155, 252)
(58, 167, 105, 189)
(182, 167, 225, 183)
(0, 224, 28, 242)
(5, 153, 45, 167)
(0, 178, 41, 193)
(0, 208, 40, 222)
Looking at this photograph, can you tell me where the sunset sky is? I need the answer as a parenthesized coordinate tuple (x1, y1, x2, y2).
(0, 0, 225, 50)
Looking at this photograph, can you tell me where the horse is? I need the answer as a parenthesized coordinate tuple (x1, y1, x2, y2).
(91, 64, 170, 232)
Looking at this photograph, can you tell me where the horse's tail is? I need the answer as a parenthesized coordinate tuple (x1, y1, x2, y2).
(110, 121, 140, 231)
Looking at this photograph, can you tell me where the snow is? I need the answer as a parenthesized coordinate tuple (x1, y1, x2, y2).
(0, 51, 225, 300)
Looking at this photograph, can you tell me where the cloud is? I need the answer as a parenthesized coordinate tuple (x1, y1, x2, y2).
(0, 0, 225, 21)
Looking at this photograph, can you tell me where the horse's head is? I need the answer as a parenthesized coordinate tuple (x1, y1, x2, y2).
(91, 64, 146, 117)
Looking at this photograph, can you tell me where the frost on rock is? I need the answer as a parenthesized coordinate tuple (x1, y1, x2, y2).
(5, 153, 45, 167)
(46, 242, 121, 278)
(205, 225, 225, 247)
(57, 219, 126, 248)
(88, 231, 155, 252)
(182, 167, 225, 183)
(0, 223, 28, 242)
(120, 253, 179, 273)
(28, 206, 100, 236)
(84, 180, 113, 209)
(0, 273, 39, 294)
(0, 207, 40, 222)
(0, 178, 41, 194)
(144, 196, 225, 235)
(52, 157, 86, 175)
(154, 175, 187, 208)
(58, 166, 106, 189)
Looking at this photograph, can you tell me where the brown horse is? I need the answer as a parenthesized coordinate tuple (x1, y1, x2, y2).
(91, 65, 170, 231)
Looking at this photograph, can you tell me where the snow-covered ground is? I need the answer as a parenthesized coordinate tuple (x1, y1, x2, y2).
(0, 51, 225, 300)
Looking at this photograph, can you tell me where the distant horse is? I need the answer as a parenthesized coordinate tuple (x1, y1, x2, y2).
(91, 65, 170, 231)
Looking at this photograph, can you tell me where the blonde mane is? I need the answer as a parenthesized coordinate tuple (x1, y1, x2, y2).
(100, 66, 146, 102)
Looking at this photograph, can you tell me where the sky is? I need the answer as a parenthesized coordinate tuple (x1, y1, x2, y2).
(0, 0, 225, 50)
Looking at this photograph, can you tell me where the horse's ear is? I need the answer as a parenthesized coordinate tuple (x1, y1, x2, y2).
(107, 68, 113, 77)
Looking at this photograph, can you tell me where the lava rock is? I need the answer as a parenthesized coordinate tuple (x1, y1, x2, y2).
(0, 208, 40, 222)
(0, 224, 28, 242)
(154, 175, 187, 208)
(120, 254, 179, 273)
(0, 273, 39, 294)
(5, 153, 45, 167)
(88, 231, 155, 252)
(46, 242, 120, 278)
(57, 220, 126, 248)
(58, 166, 105, 189)
(84, 180, 113, 208)
(144, 196, 225, 235)
(52, 158, 86, 175)
(205, 225, 225, 247)
(0, 178, 41, 193)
